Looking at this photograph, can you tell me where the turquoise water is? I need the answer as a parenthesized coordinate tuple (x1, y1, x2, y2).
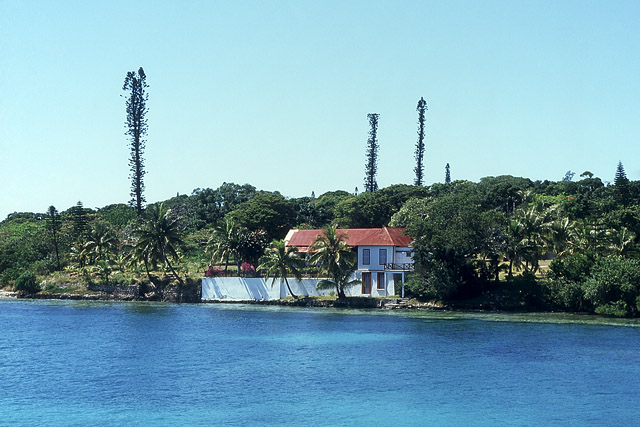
(1, 299, 639, 426)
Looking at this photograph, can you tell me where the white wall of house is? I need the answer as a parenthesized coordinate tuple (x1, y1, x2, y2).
(351, 245, 413, 297)
(353, 270, 399, 297)
(393, 247, 413, 265)
(357, 245, 393, 271)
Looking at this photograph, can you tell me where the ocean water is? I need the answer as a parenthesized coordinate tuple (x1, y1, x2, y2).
(0, 299, 639, 426)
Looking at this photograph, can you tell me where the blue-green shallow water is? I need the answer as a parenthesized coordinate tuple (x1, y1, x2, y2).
(1, 300, 639, 426)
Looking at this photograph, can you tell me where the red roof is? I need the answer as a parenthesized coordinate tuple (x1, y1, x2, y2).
(285, 227, 411, 252)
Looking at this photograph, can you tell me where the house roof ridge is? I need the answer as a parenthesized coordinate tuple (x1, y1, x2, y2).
(383, 226, 392, 244)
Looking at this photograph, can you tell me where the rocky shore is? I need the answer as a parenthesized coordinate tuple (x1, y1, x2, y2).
(3, 279, 203, 304)
(3, 288, 448, 310)
(205, 297, 447, 310)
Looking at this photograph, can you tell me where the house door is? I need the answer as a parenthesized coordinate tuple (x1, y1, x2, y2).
(362, 272, 372, 294)
(393, 273, 404, 297)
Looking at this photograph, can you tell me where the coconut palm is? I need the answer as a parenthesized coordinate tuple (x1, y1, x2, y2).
(547, 217, 578, 258)
(504, 218, 526, 280)
(207, 219, 267, 274)
(82, 221, 119, 265)
(574, 220, 609, 256)
(128, 228, 162, 284)
(70, 240, 88, 268)
(82, 221, 119, 284)
(206, 219, 237, 272)
(258, 239, 302, 299)
(514, 205, 553, 273)
(132, 203, 185, 288)
(315, 261, 360, 298)
(307, 225, 357, 299)
(608, 227, 636, 257)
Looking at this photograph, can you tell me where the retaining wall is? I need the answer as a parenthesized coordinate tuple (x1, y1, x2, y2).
(201, 277, 396, 301)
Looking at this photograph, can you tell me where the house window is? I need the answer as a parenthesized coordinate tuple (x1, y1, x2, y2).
(379, 249, 387, 266)
(362, 272, 372, 294)
(377, 272, 385, 290)
(362, 248, 370, 265)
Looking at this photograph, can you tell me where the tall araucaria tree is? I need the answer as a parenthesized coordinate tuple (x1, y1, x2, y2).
(364, 113, 380, 192)
(123, 67, 149, 218)
(70, 201, 89, 242)
(614, 161, 630, 206)
(414, 97, 427, 186)
(445, 163, 451, 184)
(47, 205, 62, 270)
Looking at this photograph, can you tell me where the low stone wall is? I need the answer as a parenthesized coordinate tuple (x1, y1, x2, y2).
(161, 279, 202, 303)
(225, 297, 405, 309)
(17, 292, 138, 301)
(88, 283, 140, 295)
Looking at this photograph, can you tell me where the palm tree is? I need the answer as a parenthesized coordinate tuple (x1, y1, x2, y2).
(70, 240, 88, 268)
(132, 203, 185, 290)
(505, 218, 525, 280)
(82, 221, 119, 284)
(206, 219, 236, 272)
(207, 219, 267, 275)
(513, 205, 553, 273)
(83, 222, 119, 263)
(307, 226, 357, 299)
(574, 220, 609, 256)
(258, 240, 302, 299)
(315, 261, 360, 299)
(547, 217, 577, 258)
(128, 228, 162, 285)
(608, 227, 636, 257)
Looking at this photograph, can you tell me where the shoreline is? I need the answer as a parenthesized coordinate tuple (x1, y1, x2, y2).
(4, 291, 639, 323)
(4, 290, 446, 310)
(3, 290, 536, 313)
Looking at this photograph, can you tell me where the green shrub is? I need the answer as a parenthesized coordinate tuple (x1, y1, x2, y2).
(13, 271, 40, 293)
(1, 267, 22, 287)
(583, 257, 640, 317)
(406, 259, 461, 301)
(594, 301, 629, 317)
(543, 279, 587, 311)
(545, 254, 600, 313)
(548, 253, 595, 284)
(81, 268, 94, 286)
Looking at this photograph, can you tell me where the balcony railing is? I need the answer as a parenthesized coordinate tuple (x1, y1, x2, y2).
(384, 263, 414, 271)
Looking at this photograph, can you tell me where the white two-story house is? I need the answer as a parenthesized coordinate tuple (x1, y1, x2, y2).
(284, 227, 414, 297)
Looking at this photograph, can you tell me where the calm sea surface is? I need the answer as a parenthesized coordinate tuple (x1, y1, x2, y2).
(1, 299, 639, 426)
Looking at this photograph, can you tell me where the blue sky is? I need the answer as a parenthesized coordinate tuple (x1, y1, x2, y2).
(1, 0, 639, 220)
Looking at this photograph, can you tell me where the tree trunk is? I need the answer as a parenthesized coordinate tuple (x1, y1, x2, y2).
(52, 232, 61, 271)
(143, 256, 156, 298)
(163, 254, 184, 303)
(283, 277, 298, 299)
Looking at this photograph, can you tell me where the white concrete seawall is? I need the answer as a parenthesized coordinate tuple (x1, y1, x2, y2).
(202, 277, 343, 301)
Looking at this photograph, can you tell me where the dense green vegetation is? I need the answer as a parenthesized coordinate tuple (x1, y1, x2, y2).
(2, 170, 640, 316)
